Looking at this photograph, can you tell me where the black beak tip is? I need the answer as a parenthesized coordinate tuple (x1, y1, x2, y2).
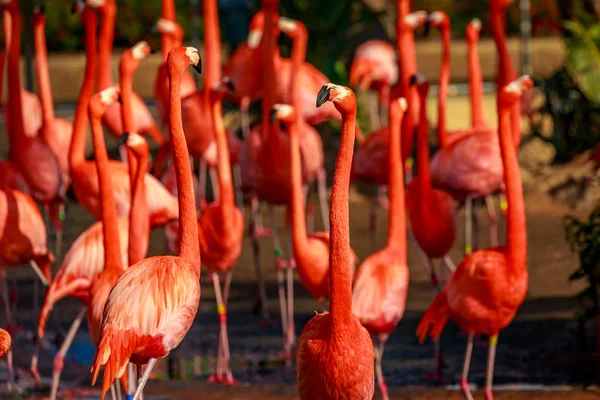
(316, 86, 330, 108)
(193, 63, 202, 75)
(269, 109, 277, 124)
(117, 133, 131, 146)
(225, 79, 235, 93)
(150, 47, 156, 54)
(531, 77, 542, 88)
(117, 95, 123, 104)
(409, 74, 418, 87)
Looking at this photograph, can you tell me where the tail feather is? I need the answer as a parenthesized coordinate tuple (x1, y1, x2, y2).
(91, 330, 133, 399)
(416, 290, 450, 344)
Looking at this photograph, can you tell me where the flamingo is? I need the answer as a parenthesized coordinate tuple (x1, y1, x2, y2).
(33, 6, 74, 260)
(416, 76, 533, 400)
(297, 83, 374, 400)
(406, 73, 456, 380)
(351, 97, 410, 400)
(90, 46, 203, 400)
(86, 87, 130, 398)
(0, 187, 53, 391)
(88, 0, 169, 171)
(2, 8, 42, 139)
(68, 8, 177, 228)
(0, 329, 10, 358)
(2, 0, 61, 205)
(349, 40, 398, 131)
(427, 12, 503, 254)
(351, 11, 426, 253)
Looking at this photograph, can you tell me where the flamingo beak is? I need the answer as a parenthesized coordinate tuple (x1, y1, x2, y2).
(409, 74, 418, 87)
(423, 19, 431, 37)
(532, 77, 542, 87)
(269, 109, 278, 124)
(316, 86, 331, 108)
(223, 77, 235, 93)
(192, 57, 202, 75)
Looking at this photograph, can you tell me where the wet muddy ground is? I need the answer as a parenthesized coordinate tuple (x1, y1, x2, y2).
(0, 99, 597, 398)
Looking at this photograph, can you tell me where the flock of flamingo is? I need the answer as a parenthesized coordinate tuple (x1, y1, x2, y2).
(0, 0, 533, 398)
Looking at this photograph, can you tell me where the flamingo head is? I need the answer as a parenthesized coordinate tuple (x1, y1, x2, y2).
(316, 83, 356, 115)
(184, 47, 203, 74)
(409, 73, 429, 97)
(499, 75, 537, 107)
(131, 41, 152, 60)
(424, 11, 450, 36)
(247, 10, 281, 49)
(209, 77, 235, 102)
(466, 18, 482, 42)
(155, 18, 177, 34)
(86, 0, 106, 8)
(89, 86, 120, 119)
(270, 104, 296, 127)
(278, 17, 306, 39)
(404, 11, 427, 30)
(118, 132, 149, 159)
(33, 4, 45, 25)
(0, 0, 18, 12)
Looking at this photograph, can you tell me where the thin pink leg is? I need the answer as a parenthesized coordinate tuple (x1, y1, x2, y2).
(369, 193, 377, 254)
(250, 198, 270, 323)
(367, 91, 381, 131)
(209, 168, 219, 203)
(49, 306, 86, 400)
(460, 333, 475, 400)
(1, 275, 15, 392)
(485, 335, 498, 400)
(132, 358, 156, 400)
(213, 272, 237, 385)
(198, 159, 207, 210)
(374, 335, 389, 400)
(485, 195, 498, 248)
(303, 184, 314, 236)
(285, 246, 296, 366)
(232, 165, 243, 210)
(271, 208, 289, 348)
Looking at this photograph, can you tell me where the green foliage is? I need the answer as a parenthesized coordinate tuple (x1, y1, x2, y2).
(565, 210, 600, 325)
(564, 17, 600, 104)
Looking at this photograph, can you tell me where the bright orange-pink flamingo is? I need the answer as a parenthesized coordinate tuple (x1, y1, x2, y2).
(0, 186, 53, 391)
(406, 73, 456, 381)
(33, 6, 74, 260)
(297, 83, 374, 400)
(351, 11, 426, 253)
(2, 0, 61, 205)
(352, 97, 409, 400)
(90, 46, 203, 400)
(2, 8, 42, 139)
(350, 40, 398, 130)
(272, 103, 358, 354)
(417, 76, 532, 400)
(68, 9, 177, 228)
(88, 0, 168, 170)
(0, 329, 10, 358)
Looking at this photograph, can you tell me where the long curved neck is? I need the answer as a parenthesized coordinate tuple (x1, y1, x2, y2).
(416, 91, 432, 199)
(168, 58, 201, 276)
(6, 5, 26, 157)
(386, 102, 406, 258)
(162, 0, 176, 57)
(329, 105, 356, 331)
(119, 60, 136, 133)
(34, 16, 56, 129)
(467, 34, 484, 128)
(3, 11, 11, 57)
(289, 120, 308, 251)
(491, 7, 521, 147)
(210, 96, 234, 208)
(91, 108, 124, 273)
(437, 26, 450, 148)
(261, 5, 277, 140)
(98, 2, 116, 90)
(498, 97, 526, 272)
(127, 147, 149, 266)
(203, 0, 221, 93)
(69, 9, 97, 169)
(289, 27, 306, 118)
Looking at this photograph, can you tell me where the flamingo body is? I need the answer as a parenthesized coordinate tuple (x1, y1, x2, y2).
(197, 204, 244, 273)
(0, 161, 30, 193)
(351, 127, 389, 185)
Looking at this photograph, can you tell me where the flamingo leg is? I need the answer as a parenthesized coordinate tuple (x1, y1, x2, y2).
(29, 260, 49, 287)
(212, 272, 236, 385)
(442, 255, 456, 273)
(270, 208, 289, 349)
(374, 335, 389, 400)
(49, 306, 86, 400)
(110, 383, 118, 400)
(128, 363, 136, 397)
(285, 238, 296, 366)
(119, 144, 128, 164)
(407, 229, 438, 286)
(303, 184, 314, 236)
(232, 165, 243, 210)
(240, 97, 251, 139)
(499, 190, 508, 216)
(132, 358, 157, 400)
(55, 201, 65, 262)
(198, 159, 207, 210)
(485, 335, 498, 400)
(485, 195, 498, 248)
(114, 378, 123, 400)
(317, 168, 330, 232)
(1, 275, 16, 392)
(465, 197, 473, 255)
(250, 198, 270, 323)
(209, 167, 219, 202)
(460, 333, 475, 400)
